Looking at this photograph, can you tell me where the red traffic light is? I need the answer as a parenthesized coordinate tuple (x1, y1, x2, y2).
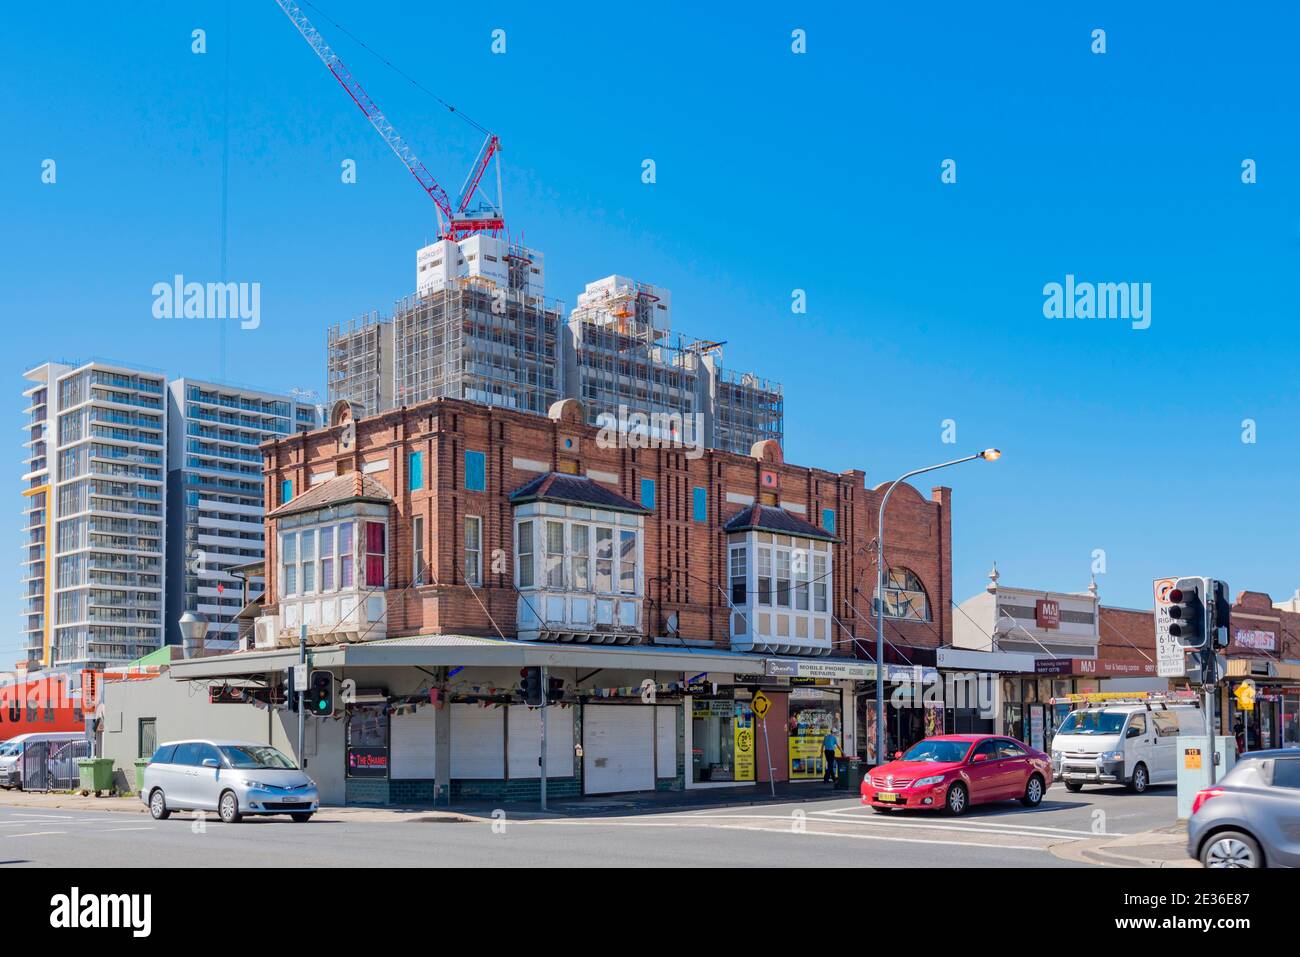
(1168, 588, 1183, 603)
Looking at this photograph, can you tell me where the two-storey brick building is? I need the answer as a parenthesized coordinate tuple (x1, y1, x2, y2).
(170, 397, 956, 806)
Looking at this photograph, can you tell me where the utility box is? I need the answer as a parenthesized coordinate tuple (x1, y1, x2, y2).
(1176, 736, 1236, 819)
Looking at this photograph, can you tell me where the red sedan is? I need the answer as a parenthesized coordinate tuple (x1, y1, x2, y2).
(860, 734, 1053, 815)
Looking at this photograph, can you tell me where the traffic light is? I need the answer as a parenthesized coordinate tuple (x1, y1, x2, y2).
(1208, 579, 1231, 648)
(519, 667, 543, 706)
(1168, 577, 1207, 649)
(309, 669, 335, 717)
(546, 677, 564, 704)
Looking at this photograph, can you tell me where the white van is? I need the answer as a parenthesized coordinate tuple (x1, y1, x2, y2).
(1050, 701, 1204, 793)
(0, 732, 85, 789)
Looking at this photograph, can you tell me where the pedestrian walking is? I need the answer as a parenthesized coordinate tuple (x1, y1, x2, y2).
(822, 729, 839, 783)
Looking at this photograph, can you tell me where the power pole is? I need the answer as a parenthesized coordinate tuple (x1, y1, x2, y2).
(539, 665, 548, 812)
(298, 624, 307, 769)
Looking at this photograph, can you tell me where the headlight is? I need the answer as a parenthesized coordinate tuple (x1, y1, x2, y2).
(1100, 751, 1123, 762)
(241, 779, 272, 790)
(913, 774, 945, 788)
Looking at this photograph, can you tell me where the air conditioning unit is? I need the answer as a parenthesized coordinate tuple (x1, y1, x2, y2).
(254, 615, 282, 651)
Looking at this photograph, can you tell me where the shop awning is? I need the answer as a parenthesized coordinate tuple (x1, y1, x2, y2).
(164, 635, 846, 680)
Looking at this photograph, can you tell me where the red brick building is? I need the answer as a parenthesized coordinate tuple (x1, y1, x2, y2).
(257, 397, 954, 659)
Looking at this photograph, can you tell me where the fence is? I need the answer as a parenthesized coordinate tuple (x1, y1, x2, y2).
(20, 738, 91, 791)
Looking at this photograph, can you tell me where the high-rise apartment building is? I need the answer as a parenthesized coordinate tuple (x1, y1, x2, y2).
(22, 361, 168, 674)
(19, 364, 319, 675)
(165, 379, 319, 651)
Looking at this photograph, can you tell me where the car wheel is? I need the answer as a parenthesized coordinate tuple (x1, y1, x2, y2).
(148, 788, 171, 821)
(218, 790, 242, 824)
(1129, 763, 1149, 794)
(1064, 781, 1084, 792)
(1202, 830, 1262, 869)
(290, 812, 314, 823)
(1021, 774, 1045, 807)
(945, 782, 968, 816)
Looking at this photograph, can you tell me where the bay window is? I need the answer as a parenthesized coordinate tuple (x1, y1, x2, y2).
(727, 530, 833, 656)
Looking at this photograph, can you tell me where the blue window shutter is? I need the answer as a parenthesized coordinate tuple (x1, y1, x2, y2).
(281, 479, 292, 505)
(409, 451, 424, 490)
(692, 486, 707, 523)
(465, 450, 486, 492)
(641, 478, 656, 510)
(822, 508, 836, 534)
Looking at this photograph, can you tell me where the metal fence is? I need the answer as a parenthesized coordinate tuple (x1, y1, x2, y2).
(20, 738, 91, 791)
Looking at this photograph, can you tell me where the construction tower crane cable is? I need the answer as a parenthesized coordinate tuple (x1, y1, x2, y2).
(272, 0, 504, 241)
(299, 1, 491, 136)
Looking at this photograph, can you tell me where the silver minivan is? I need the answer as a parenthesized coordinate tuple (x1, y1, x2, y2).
(141, 739, 319, 823)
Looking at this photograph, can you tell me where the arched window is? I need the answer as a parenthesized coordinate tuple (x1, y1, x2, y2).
(876, 567, 930, 621)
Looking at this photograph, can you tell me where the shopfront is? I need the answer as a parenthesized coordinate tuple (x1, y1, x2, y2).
(1007, 664, 1101, 752)
(688, 688, 756, 786)
(1223, 659, 1300, 753)
(853, 663, 941, 765)
(788, 688, 841, 780)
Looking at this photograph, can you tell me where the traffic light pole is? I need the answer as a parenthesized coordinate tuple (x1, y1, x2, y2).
(539, 665, 548, 812)
(298, 624, 307, 770)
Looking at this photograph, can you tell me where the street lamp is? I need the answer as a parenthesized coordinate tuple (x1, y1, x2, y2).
(873, 449, 1000, 766)
(178, 611, 209, 659)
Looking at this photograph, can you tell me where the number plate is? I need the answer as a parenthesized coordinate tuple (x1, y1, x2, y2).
(877, 791, 898, 803)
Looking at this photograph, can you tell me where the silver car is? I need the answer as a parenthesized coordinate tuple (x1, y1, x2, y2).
(1187, 748, 1300, 867)
(141, 739, 319, 824)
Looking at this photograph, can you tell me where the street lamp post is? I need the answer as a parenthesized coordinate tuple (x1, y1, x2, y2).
(873, 449, 1001, 767)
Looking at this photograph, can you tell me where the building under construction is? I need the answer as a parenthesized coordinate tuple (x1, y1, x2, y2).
(327, 243, 783, 455)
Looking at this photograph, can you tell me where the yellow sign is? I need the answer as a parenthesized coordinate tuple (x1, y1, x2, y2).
(1234, 681, 1256, 712)
(733, 705, 755, 782)
(752, 691, 771, 719)
(1184, 748, 1202, 770)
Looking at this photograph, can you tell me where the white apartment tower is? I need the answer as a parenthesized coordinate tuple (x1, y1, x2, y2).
(166, 380, 319, 652)
(22, 361, 168, 674)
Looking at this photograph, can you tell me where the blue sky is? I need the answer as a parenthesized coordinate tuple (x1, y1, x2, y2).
(2, 2, 1298, 661)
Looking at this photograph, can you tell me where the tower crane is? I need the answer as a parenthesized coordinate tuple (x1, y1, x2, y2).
(272, 0, 504, 241)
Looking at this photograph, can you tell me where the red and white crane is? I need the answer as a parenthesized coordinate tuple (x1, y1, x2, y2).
(273, 0, 504, 241)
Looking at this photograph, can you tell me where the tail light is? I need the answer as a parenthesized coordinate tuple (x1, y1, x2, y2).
(1191, 788, 1224, 816)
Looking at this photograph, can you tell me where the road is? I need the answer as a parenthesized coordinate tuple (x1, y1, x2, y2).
(1, 783, 1179, 868)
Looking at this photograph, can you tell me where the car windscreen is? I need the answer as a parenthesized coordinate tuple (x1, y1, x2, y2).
(902, 740, 972, 763)
(1056, 710, 1127, 735)
(219, 745, 297, 770)
(0, 742, 19, 756)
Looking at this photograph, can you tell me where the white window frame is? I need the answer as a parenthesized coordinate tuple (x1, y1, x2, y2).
(517, 520, 535, 588)
(412, 515, 425, 587)
(464, 515, 482, 586)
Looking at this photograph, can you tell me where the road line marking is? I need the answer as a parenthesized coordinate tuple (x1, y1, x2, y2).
(674, 812, 1079, 842)
(814, 807, 1121, 837)
(5, 831, 66, 838)
(98, 826, 154, 832)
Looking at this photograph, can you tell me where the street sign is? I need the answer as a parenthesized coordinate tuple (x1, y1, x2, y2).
(292, 664, 308, 691)
(1153, 577, 1186, 678)
(752, 691, 771, 720)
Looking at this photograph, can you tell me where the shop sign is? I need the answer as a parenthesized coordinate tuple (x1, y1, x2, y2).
(766, 658, 872, 680)
(346, 747, 388, 778)
(1035, 599, 1061, 629)
(733, 705, 755, 782)
(790, 676, 832, 686)
(1034, 658, 1073, 675)
(859, 663, 940, 684)
(1233, 629, 1276, 652)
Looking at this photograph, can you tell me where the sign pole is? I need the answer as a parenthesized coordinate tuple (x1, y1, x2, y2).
(540, 665, 548, 812)
(297, 623, 307, 769)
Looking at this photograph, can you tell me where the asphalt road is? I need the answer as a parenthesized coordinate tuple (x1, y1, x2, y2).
(0, 782, 1179, 868)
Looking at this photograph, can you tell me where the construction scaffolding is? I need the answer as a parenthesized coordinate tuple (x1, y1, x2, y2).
(394, 272, 563, 415)
(327, 312, 393, 417)
(714, 367, 784, 454)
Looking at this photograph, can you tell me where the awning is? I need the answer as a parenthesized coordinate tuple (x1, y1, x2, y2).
(164, 635, 841, 680)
